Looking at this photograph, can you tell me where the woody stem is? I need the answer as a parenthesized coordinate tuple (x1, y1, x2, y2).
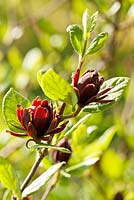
(20, 148, 48, 192)
(77, 39, 87, 70)
(82, 39, 87, 58)
(58, 40, 87, 121)
(41, 170, 60, 200)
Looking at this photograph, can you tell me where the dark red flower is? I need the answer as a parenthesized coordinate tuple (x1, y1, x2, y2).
(114, 192, 124, 200)
(72, 69, 113, 106)
(51, 138, 72, 163)
(7, 97, 68, 143)
(16, 96, 54, 140)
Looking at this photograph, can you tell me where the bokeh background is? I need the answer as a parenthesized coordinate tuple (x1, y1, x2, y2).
(0, 0, 134, 199)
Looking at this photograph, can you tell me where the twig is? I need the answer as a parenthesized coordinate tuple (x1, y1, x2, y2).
(41, 170, 60, 200)
(20, 148, 48, 192)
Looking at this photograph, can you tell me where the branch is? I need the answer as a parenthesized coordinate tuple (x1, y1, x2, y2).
(41, 171, 60, 200)
(20, 148, 48, 192)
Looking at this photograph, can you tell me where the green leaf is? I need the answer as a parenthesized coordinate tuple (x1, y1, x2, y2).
(101, 77, 130, 101)
(65, 155, 99, 173)
(38, 69, 78, 106)
(0, 156, 21, 198)
(86, 32, 108, 55)
(82, 77, 129, 113)
(82, 102, 114, 113)
(22, 162, 65, 197)
(66, 24, 83, 54)
(90, 11, 98, 32)
(37, 69, 46, 86)
(82, 9, 98, 39)
(2, 88, 30, 132)
(65, 113, 91, 136)
(3, 190, 12, 200)
(31, 143, 71, 153)
(82, 9, 90, 39)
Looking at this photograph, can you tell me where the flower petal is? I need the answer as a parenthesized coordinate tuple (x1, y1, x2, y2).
(33, 106, 50, 136)
(72, 68, 80, 87)
(32, 96, 41, 106)
(80, 84, 97, 104)
(16, 105, 24, 127)
(22, 109, 30, 129)
(27, 122, 38, 140)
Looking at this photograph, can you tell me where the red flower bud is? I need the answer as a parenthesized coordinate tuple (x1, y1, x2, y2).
(72, 70, 104, 105)
(51, 138, 72, 163)
(114, 192, 124, 200)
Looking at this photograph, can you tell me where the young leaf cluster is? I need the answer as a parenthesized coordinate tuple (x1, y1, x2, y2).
(67, 9, 108, 56)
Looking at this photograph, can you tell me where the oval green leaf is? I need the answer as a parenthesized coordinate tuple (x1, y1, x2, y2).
(66, 24, 83, 54)
(86, 32, 108, 55)
(31, 143, 71, 153)
(38, 69, 78, 106)
(2, 88, 30, 132)
(0, 156, 21, 198)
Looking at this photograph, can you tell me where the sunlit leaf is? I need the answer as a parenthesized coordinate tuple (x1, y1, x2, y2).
(66, 24, 83, 54)
(82, 102, 113, 113)
(3, 190, 12, 200)
(2, 88, 30, 132)
(82, 9, 90, 39)
(0, 156, 21, 198)
(37, 69, 78, 106)
(22, 162, 65, 197)
(90, 11, 98, 32)
(31, 143, 71, 153)
(86, 32, 108, 55)
(37, 69, 46, 86)
(101, 77, 130, 101)
(82, 77, 129, 113)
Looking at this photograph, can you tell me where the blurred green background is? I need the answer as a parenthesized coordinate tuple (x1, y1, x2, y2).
(0, 0, 134, 199)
